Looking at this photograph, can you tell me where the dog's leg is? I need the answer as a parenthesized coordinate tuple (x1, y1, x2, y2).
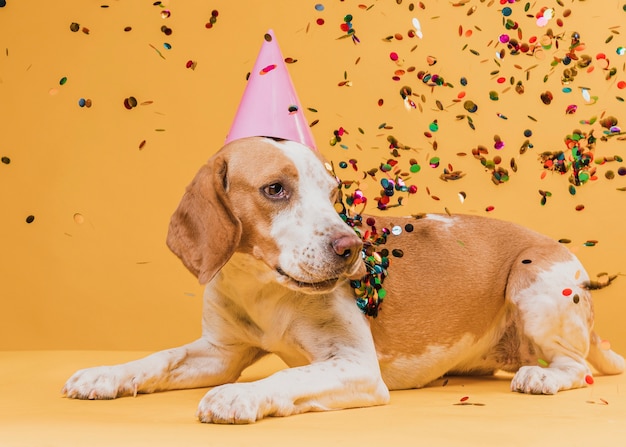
(586, 330, 625, 375)
(63, 338, 263, 399)
(195, 310, 390, 424)
(508, 257, 595, 394)
(196, 352, 389, 424)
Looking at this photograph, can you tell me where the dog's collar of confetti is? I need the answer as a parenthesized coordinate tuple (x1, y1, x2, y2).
(344, 212, 390, 318)
(333, 178, 389, 318)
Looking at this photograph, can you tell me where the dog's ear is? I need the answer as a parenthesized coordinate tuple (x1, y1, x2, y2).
(166, 155, 242, 284)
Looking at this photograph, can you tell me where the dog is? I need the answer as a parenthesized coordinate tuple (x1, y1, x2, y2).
(63, 136, 624, 423)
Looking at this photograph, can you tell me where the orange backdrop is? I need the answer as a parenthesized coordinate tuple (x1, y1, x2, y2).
(1, 0, 624, 354)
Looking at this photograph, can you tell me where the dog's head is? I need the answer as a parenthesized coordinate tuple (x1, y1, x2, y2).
(167, 137, 365, 293)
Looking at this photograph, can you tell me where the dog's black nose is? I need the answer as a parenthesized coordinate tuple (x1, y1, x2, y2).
(332, 234, 362, 260)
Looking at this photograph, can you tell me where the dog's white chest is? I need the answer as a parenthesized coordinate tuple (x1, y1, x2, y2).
(204, 255, 315, 365)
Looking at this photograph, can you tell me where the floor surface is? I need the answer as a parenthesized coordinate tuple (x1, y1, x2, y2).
(1, 351, 624, 447)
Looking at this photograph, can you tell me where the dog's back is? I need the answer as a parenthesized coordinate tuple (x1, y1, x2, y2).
(363, 213, 624, 390)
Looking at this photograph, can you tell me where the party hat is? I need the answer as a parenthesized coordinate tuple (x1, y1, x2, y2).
(224, 29, 317, 150)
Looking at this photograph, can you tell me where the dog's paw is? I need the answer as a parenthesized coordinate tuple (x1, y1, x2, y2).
(510, 366, 561, 395)
(197, 383, 274, 424)
(62, 366, 135, 400)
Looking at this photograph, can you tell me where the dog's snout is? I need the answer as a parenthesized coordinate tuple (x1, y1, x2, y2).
(332, 234, 362, 259)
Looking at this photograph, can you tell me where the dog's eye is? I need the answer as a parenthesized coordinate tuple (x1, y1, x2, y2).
(263, 183, 288, 199)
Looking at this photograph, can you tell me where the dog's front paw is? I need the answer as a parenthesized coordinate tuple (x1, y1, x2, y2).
(63, 366, 136, 400)
(510, 366, 561, 395)
(197, 383, 276, 424)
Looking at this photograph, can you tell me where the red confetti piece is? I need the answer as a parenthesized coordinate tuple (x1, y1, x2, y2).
(460, 396, 469, 402)
(585, 375, 594, 385)
(562, 288, 572, 296)
(260, 64, 277, 75)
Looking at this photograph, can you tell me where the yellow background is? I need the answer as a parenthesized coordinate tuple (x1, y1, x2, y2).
(1, 0, 625, 357)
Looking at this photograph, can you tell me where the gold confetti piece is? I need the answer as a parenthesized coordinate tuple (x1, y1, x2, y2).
(149, 43, 166, 59)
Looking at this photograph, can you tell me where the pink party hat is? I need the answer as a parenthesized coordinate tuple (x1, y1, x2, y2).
(225, 29, 317, 150)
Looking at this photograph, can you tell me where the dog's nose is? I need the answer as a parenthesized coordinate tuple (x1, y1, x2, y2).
(332, 234, 362, 260)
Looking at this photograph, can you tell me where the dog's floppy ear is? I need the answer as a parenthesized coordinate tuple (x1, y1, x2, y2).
(166, 155, 242, 284)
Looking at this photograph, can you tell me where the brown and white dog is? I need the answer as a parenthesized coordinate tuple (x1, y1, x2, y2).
(63, 137, 624, 423)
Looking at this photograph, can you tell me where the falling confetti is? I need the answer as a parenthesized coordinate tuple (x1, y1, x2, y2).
(1, 1, 624, 353)
(123, 96, 138, 109)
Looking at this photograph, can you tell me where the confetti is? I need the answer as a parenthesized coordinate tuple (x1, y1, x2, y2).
(411, 17, 423, 39)
(206, 9, 219, 28)
(260, 64, 277, 75)
(454, 395, 485, 406)
(123, 96, 138, 109)
(149, 43, 166, 59)
(586, 398, 609, 406)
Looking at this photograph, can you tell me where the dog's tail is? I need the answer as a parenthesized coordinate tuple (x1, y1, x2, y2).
(586, 331, 625, 375)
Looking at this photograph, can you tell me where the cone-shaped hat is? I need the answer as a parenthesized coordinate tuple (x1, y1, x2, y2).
(225, 30, 317, 150)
